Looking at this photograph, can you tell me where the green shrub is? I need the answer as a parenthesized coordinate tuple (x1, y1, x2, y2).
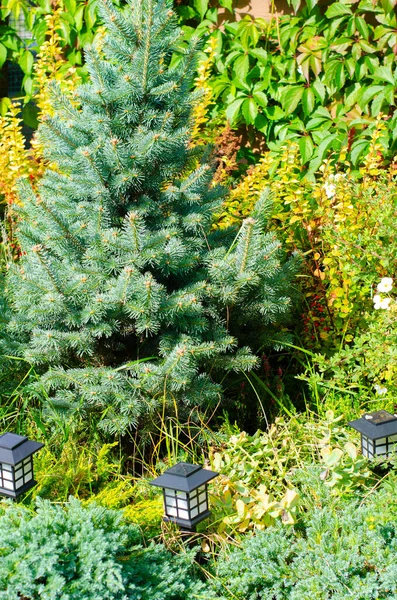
(0, 496, 212, 600)
(203, 0, 397, 170)
(302, 278, 397, 413)
(5, 0, 298, 434)
(211, 483, 397, 599)
(207, 412, 374, 537)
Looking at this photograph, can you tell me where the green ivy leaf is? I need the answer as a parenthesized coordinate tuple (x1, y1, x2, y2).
(290, 0, 301, 13)
(63, 0, 77, 15)
(254, 113, 268, 133)
(264, 105, 285, 120)
(22, 75, 33, 96)
(325, 2, 353, 19)
(371, 91, 386, 116)
(313, 80, 326, 103)
(355, 15, 369, 40)
(19, 50, 34, 75)
(299, 135, 314, 163)
(350, 138, 370, 165)
(219, 0, 233, 11)
(74, 4, 85, 32)
(253, 90, 268, 108)
(0, 97, 11, 117)
(249, 48, 268, 64)
(305, 0, 318, 11)
(358, 85, 384, 110)
(225, 97, 245, 124)
(0, 43, 7, 69)
(374, 66, 395, 85)
(233, 54, 250, 82)
(193, 0, 208, 19)
(302, 88, 315, 116)
(334, 63, 346, 91)
(309, 133, 337, 171)
(281, 86, 304, 115)
(85, 0, 98, 31)
(23, 103, 39, 129)
(242, 98, 258, 124)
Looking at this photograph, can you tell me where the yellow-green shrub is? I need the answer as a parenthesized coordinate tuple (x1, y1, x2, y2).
(215, 124, 397, 349)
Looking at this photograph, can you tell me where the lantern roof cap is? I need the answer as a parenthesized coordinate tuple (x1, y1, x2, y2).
(348, 410, 397, 440)
(0, 433, 44, 465)
(150, 461, 218, 492)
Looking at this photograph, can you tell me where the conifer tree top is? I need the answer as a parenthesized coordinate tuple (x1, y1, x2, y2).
(7, 0, 298, 434)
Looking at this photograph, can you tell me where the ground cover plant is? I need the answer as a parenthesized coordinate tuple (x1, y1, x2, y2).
(209, 470, 396, 600)
(0, 496, 213, 599)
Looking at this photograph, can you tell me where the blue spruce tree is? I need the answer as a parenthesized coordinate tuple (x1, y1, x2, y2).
(5, 0, 299, 433)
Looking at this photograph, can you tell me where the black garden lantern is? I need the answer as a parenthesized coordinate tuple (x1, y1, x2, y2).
(150, 462, 219, 531)
(0, 433, 44, 499)
(348, 410, 397, 459)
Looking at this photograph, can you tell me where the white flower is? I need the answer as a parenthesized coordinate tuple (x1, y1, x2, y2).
(373, 294, 382, 309)
(374, 384, 388, 396)
(377, 277, 393, 293)
(373, 294, 391, 310)
(323, 181, 336, 199)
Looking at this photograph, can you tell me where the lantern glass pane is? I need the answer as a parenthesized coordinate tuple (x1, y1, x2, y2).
(190, 495, 198, 508)
(375, 445, 387, 456)
(2, 471, 12, 481)
(191, 507, 199, 518)
(15, 478, 24, 489)
(2, 464, 12, 472)
(388, 434, 397, 442)
(24, 470, 33, 482)
(164, 488, 175, 497)
(198, 491, 206, 503)
(3, 480, 14, 491)
(177, 498, 188, 510)
(178, 509, 189, 519)
(199, 501, 208, 512)
(377, 437, 387, 445)
(176, 491, 187, 499)
(165, 496, 177, 509)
